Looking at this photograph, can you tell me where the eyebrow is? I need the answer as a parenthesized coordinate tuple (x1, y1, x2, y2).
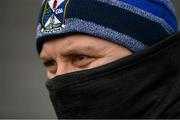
(40, 53, 50, 61)
(40, 42, 104, 60)
(61, 45, 99, 56)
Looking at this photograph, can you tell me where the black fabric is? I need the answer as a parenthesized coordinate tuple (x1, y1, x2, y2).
(46, 32, 180, 119)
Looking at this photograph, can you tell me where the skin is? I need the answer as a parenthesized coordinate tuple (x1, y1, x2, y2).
(40, 34, 132, 79)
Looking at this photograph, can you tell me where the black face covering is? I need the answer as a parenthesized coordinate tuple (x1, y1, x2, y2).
(46, 32, 180, 119)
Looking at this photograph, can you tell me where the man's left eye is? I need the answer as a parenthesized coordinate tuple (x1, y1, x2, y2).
(76, 55, 89, 61)
(72, 54, 95, 67)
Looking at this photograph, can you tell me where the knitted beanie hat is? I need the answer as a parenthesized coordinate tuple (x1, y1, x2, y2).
(36, 0, 178, 54)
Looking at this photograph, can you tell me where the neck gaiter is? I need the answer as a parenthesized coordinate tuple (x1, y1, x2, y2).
(46, 32, 180, 119)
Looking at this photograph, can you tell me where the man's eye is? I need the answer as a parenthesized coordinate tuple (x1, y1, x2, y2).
(44, 60, 56, 67)
(72, 55, 94, 67)
(75, 55, 89, 61)
(43, 60, 57, 74)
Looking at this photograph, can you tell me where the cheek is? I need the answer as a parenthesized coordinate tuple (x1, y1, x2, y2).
(47, 71, 56, 79)
(88, 54, 131, 69)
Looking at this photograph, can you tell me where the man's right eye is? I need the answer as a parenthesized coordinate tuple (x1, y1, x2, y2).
(44, 60, 56, 67)
(43, 60, 57, 74)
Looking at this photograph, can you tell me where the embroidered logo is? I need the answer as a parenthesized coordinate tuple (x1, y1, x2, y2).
(41, 0, 69, 34)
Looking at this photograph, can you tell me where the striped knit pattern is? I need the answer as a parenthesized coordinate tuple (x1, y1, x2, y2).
(36, 0, 178, 54)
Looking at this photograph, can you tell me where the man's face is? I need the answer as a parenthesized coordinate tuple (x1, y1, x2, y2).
(40, 34, 132, 79)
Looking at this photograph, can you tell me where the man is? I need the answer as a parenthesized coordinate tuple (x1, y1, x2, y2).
(36, 0, 180, 118)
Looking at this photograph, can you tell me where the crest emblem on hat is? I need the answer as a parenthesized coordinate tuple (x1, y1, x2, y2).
(41, 0, 69, 33)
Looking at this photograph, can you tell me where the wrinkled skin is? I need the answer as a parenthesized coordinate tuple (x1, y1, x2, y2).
(40, 34, 132, 79)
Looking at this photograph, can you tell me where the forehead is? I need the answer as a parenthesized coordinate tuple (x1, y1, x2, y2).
(43, 34, 114, 48)
(40, 34, 110, 57)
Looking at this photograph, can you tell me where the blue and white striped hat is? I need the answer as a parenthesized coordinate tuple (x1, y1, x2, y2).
(36, 0, 178, 54)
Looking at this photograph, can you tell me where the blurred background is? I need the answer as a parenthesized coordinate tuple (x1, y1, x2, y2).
(0, 0, 180, 119)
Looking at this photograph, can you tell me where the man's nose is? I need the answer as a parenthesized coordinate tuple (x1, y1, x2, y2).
(56, 62, 69, 76)
(56, 61, 79, 77)
(48, 62, 77, 79)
